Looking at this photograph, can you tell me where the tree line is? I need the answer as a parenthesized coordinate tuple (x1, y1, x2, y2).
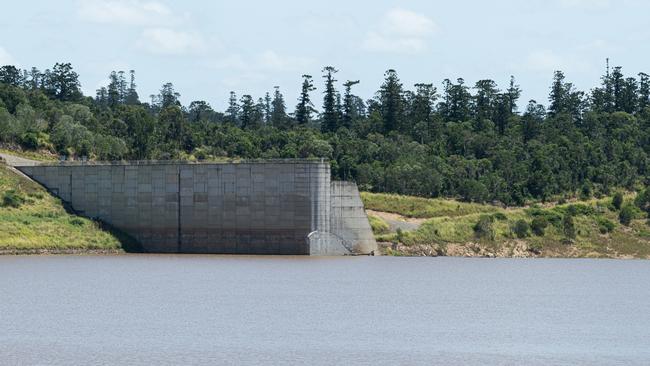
(1, 61, 649, 206)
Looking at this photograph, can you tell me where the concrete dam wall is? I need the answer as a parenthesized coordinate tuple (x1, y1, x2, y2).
(16, 161, 377, 256)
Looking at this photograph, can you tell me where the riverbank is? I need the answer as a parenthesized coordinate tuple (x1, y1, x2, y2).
(363, 192, 650, 259)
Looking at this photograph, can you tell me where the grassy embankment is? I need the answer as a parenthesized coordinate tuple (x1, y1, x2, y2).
(363, 192, 650, 259)
(0, 161, 133, 254)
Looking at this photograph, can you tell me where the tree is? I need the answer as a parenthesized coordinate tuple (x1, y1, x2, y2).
(506, 76, 522, 113)
(158, 106, 186, 151)
(342, 80, 360, 128)
(125, 70, 140, 105)
(158, 83, 180, 109)
(548, 70, 584, 121)
(295, 75, 316, 125)
(107, 71, 121, 108)
(638, 72, 650, 112)
(439, 78, 472, 122)
(377, 69, 404, 133)
(240, 95, 260, 129)
(619, 204, 635, 226)
(48, 62, 82, 101)
(263, 92, 272, 125)
(474, 79, 499, 122)
(0, 65, 22, 86)
(321, 66, 340, 133)
(188, 101, 214, 123)
(271, 86, 288, 128)
(409, 83, 437, 142)
(563, 214, 576, 240)
(226, 91, 239, 125)
(612, 192, 624, 210)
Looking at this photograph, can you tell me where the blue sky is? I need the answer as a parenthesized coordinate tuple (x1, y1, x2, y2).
(1, 0, 648, 111)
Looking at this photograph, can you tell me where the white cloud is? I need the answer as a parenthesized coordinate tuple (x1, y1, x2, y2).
(0, 47, 17, 66)
(137, 28, 206, 55)
(363, 8, 437, 54)
(214, 51, 314, 72)
(77, 0, 182, 26)
(384, 8, 437, 37)
(524, 49, 592, 73)
(558, 0, 611, 8)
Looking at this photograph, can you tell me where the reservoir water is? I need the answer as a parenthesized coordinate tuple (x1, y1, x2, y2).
(1, 256, 649, 365)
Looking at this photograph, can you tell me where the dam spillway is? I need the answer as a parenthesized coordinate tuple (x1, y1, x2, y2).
(16, 160, 377, 256)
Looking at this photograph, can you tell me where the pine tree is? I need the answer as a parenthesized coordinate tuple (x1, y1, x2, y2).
(378, 69, 404, 132)
(342, 80, 360, 128)
(226, 91, 240, 125)
(240, 95, 257, 129)
(321, 66, 340, 133)
(271, 86, 288, 129)
(263, 92, 272, 125)
(125, 70, 140, 105)
(295, 75, 316, 125)
(638, 72, 650, 112)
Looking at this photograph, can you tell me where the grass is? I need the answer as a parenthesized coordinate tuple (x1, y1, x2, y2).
(361, 192, 499, 219)
(363, 192, 650, 258)
(0, 148, 57, 162)
(0, 164, 126, 253)
(368, 214, 390, 235)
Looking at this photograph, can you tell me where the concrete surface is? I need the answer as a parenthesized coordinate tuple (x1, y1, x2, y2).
(15, 159, 378, 256)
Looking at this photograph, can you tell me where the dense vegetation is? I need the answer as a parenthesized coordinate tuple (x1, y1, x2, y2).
(364, 192, 650, 259)
(1, 61, 649, 206)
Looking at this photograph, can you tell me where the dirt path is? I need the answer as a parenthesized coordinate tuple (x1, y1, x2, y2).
(0, 152, 40, 167)
(366, 209, 427, 232)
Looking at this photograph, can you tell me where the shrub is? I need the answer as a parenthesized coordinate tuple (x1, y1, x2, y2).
(492, 212, 508, 221)
(531, 217, 549, 236)
(579, 183, 592, 201)
(474, 215, 495, 240)
(528, 242, 543, 255)
(513, 219, 531, 238)
(635, 188, 650, 213)
(2, 190, 26, 208)
(20, 132, 40, 150)
(597, 217, 616, 234)
(527, 208, 563, 228)
(563, 214, 576, 239)
(69, 217, 85, 226)
(619, 204, 635, 226)
(565, 204, 595, 217)
(612, 192, 624, 210)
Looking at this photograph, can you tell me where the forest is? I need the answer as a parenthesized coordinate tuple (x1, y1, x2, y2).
(0, 62, 649, 206)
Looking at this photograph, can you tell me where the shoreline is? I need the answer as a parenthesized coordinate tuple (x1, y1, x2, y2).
(1, 247, 648, 259)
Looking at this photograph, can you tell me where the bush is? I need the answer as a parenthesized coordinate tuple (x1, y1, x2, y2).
(513, 219, 530, 238)
(565, 204, 595, 217)
(563, 214, 576, 239)
(612, 192, 624, 210)
(69, 217, 85, 226)
(579, 183, 592, 201)
(474, 215, 495, 240)
(527, 208, 562, 228)
(492, 212, 508, 221)
(20, 131, 40, 150)
(528, 242, 543, 255)
(531, 217, 549, 236)
(2, 190, 26, 208)
(635, 188, 650, 213)
(619, 204, 635, 226)
(597, 217, 616, 234)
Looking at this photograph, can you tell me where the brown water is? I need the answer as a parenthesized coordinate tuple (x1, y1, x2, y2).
(1, 255, 649, 365)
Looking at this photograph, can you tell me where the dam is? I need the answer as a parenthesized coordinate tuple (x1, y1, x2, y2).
(16, 160, 377, 256)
